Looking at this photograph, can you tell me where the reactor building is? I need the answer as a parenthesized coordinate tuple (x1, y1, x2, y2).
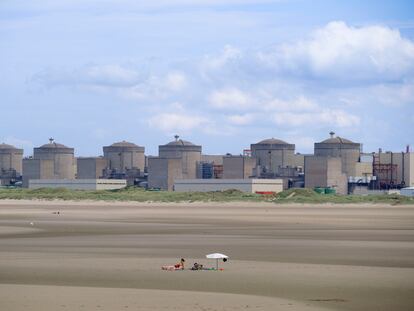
(0, 143, 23, 186)
(250, 138, 304, 188)
(101, 141, 146, 185)
(148, 136, 202, 190)
(22, 138, 75, 188)
(304, 132, 373, 194)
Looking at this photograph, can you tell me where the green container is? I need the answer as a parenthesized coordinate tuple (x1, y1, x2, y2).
(314, 187, 325, 194)
(324, 188, 336, 194)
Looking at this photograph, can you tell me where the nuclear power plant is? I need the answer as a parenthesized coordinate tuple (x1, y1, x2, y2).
(1, 133, 413, 194)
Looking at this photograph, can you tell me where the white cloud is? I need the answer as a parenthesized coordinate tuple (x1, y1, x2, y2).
(32, 64, 143, 88)
(26, 20, 413, 152)
(201, 45, 242, 72)
(263, 96, 318, 112)
(367, 82, 414, 107)
(273, 109, 360, 128)
(148, 112, 208, 133)
(209, 88, 252, 110)
(227, 113, 255, 125)
(122, 72, 187, 102)
(258, 21, 414, 81)
(164, 72, 187, 92)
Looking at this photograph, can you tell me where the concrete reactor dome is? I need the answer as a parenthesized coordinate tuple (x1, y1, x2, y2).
(166, 139, 195, 146)
(320, 133, 355, 144)
(37, 138, 73, 151)
(104, 141, 145, 153)
(0, 143, 21, 150)
(109, 141, 143, 148)
(251, 138, 295, 151)
(256, 138, 289, 145)
(315, 132, 360, 150)
(160, 135, 201, 152)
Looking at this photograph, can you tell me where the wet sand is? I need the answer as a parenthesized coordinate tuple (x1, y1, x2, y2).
(0, 200, 414, 310)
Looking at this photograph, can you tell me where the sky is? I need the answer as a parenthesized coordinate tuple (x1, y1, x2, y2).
(1, 0, 414, 156)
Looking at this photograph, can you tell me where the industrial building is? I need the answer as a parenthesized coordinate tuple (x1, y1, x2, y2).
(305, 132, 373, 194)
(314, 132, 362, 176)
(158, 136, 201, 179)
(0, 143, 23, 186)
(197, 154, 224, 179)
(174, 178, 283, 193)
(22, 139, 75, 188)
(101, 141, 146, 185)
(250, 138, 304, 189)
(4, 131, 413, 194)
(148, 136, 201, 190)
(103, 141, 145, 172)
(76, 157, 108, 179)
(304, 156, 348, 194)
(222, 155, 256, 179)
(372, 149, 414, 188)
(29, 179, 126, 190)
(147, 157, 182, 191)
(251, 138, 296, 176)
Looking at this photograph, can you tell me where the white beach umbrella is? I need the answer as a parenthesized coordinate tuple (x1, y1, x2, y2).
(206, 253, 229, 270)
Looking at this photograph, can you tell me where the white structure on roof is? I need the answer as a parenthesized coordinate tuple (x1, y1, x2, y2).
(29, 179, 126, 190)
(174, 178, 283, 193)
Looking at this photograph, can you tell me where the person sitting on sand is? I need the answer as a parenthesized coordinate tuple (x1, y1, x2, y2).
(191, 262, 203, 270)
(174, 258, 185, 270)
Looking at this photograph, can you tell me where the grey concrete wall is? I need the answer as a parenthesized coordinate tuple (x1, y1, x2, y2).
(305, 156, 328, 189)
(148, 158, 168, 190)
(174, 178, 283, 193)
(77, 157, 108, 179)
(159, 147, 201, 180)
(223, 156, 256, 179)
(22, 159, 54, 188)
(326, 158, 348, 195)
(29, 179, 126, 190)
(304, 156, 347, 194)
(148, 158, 182, 191)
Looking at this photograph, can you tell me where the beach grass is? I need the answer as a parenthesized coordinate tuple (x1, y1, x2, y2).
(0, 187, 413, 205)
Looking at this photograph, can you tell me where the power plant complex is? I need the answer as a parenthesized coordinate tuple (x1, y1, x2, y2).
(1, 133, 413, 194)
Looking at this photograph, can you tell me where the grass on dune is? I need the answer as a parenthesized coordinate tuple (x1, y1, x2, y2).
(0, 187, 263, 203)
(0, 187, 413, 205)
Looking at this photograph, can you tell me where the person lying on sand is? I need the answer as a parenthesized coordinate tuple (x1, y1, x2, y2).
(162, 258, 185, 271)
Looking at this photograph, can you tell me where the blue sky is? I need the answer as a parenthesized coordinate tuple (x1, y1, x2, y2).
(1, 0, 414, 156)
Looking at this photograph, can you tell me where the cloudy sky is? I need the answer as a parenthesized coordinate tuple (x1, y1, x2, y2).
(1, 0, 413, 156)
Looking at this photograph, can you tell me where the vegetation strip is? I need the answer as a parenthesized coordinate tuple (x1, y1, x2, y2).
(0, 188, 413, 205)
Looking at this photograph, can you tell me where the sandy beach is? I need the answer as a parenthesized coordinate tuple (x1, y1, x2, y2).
(0, 200, 413, 311)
